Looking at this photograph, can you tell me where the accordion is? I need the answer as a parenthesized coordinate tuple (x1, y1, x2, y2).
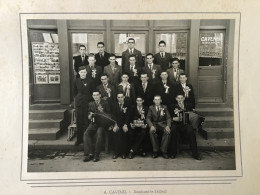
(178, 111, 190, 125)
(91, 113, 115, 128)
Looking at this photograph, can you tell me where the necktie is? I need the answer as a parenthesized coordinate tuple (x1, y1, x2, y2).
(130, 49, 133, 54)
(161, 53, 164, 58)
(104, 84, 107, 91)
(119, 103, 123, 111)
(100, 53, 103, 58)
(130, 66, 133, 72)
(156, 106, 160, 116)
(142, 83, 146, 92)
(82, 56, 85, 62)
(149, 64, 151, 70)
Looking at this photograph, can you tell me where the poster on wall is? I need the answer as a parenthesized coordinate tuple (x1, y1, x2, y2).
(32, 42, 60, 84)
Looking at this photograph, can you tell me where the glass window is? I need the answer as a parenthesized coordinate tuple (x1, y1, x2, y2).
(199, 31, 224, 66)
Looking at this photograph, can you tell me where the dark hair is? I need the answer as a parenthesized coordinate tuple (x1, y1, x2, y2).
(88, 53, 95, 58)
(159, 40, 166, 46)
(146, 53, 154, 58)
(78, 66, 86, 71)
(79, 45, 86, 49)
(179, 73, 187, 77)
(154, 95, 161, 99)
(117, 92, 125, 97)
(92, 90, 100, 94)
(128, 54, 136, 59)
(121, 72, 129, 77)
(109, 53, 116, 58)
(128, 38, 135, 43)
(171, 57, 180, 63)
(136, 96, 143, 100)
(97, 42, 105, 46)
(100, 74, 108, 78)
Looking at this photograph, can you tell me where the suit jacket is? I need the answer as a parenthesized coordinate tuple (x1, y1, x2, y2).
(176, 83, 195, 109)
(135, 82, 154, 106)
(169, 102, 193, 118)
(116, 83, 136, 104)
(155, 80, 177, 106)
(112, 101, 131, 127)
(142, 64, 162, 85)
(103, 64, 122, 86)
(167, 68, 185, 85)
(154, 52, 172, 71)
(131, 105, 148, 124)
(73, 78, 94, 107)
(146, 105, 171, 128)
(85, 65, 102, 88)
(96, 83, 116, 103)
(95, 52, 110, 71)
(123, 64, 142, 86)
(73, 55, 89, 77)
(122, 48, 143, 71)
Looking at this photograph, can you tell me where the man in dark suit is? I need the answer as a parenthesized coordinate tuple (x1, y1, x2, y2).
(167, 57, 185, 86)
(96, 74, 116, 103)
(128, 97, 149, 159)
(104, 54, 122, 86)
(116, 73, 136, 104)
(95, 42, 110, 72)
(73, 45, 89, 78)
(142, 53, 162, 85)
(154, 40, 172, 71)
(123, 54, 142, 86)
(146, 95, 172, 159)
(111, 93, 131, 159)
(73, 66, 94, 146)
(85, 53, 102, 89)
(168, 94, 201, 160)
(83, 90, 111, 162)
(122, 38, 143, 72)
(135, 73, 154, 107)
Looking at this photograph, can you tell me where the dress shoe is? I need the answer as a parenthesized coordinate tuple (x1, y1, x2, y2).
(93, 153, 100, 162)
(74, 140, 83, 146)
(193, 154, 201, 160)
(128, 152, 134, 159)
(170, 154, 176, 159)
(83, 154, 94, 162)
(162, 153, 169, 159)
(121, 154, 126, 159)
(152, 152, 159, 158)
(112, 154, 119, 159)
(141, 152, 147, 157)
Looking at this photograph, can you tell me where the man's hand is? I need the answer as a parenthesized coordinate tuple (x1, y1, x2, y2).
(150, 126, 156, 133)
(88, 112, 93, 120)
(130, 123, 135, 129)
(103, 97, 108, 100)
(164, 126, 171, 134)
(141, 124, 147, 129)
(108, 125, 113, 131)
(122, 124, 128, 132)
(113, 124, 119, 132)
(172, 117, 180, 122)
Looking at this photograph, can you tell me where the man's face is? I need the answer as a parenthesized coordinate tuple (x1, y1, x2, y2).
(127, 39, 135, 49)
(146, 55, 154, 64)
(179, 75, 187, 84)
(101, 76, 108, 84)
(97, 44, 105, 53)
(140, 74, 148, 83)
(92, 92, 101, 101)
(117, 94, 125, 103)
(136, 98, 143, 106)
(160, 72, 168, 80)
(172, 60, 179, 69)
(79, 69, 87, 79)
(153, 96, 161, 106)
(109, 56, 116, 65)
(88, 56, 96, 66)
(129, 57, 136, 66)
(176, 95, 185, 104)
(121, 75, 129, 82)
(79, 46, 86, 55)
(159, 43, 166, 52)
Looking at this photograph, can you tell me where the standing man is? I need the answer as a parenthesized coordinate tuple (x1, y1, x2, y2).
(104, 54, 122, 86)
(142, 53, 162, 85)
(86, 53, 102, 89)
(95, 42, 110, 72)
(111, 93, 131, 159)
(154, 40, 172, 71)
(167, 57, 185, 86)
(73, 66, 94, 146)
(96, 74, 116, 103)
(73, 45, 89, 78)
(117, 73, 136, 104)
(83, 90, 111, 162)
(123, 54, 142, 86)
(146, 95, 171, 159)
(122, 38, 143, 72)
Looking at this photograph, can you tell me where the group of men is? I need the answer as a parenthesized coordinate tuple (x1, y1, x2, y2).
(73, 39, 203, 163)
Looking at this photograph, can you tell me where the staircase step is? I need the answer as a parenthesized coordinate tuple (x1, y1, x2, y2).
(29, 128, 61, 140)
(196, 103, 230, 108)
(196, 107, 233, 117)
(199, 128, 234, 139)
(30, 103, 69, 110)
(29, 119, 64, 129)
(203, 116, 234, 128)
(29, 109, 67, 120)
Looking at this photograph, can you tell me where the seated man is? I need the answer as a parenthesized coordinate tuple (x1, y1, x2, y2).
(128, 96, 149, 159)
(169, 94, 201, 160)
(146, 95, 171, 159)
(83, 90, 111, 162)
(111, 93, 131, 159)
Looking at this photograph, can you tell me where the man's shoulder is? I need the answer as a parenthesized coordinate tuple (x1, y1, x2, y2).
(73, 55, 81, 59)
(148, 105, 155, 110)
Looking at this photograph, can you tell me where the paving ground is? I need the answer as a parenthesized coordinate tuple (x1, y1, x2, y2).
(28, 150, 235, 172)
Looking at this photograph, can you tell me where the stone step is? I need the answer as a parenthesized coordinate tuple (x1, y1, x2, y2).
(30, 103, 69, 110)
(196, 103, 230, 108)
(203, 116, 234, 128)
(29, 119, 65, 129)
(29, 109, 67, 120)
(29, 128, 61, 140)
(196, 107, 233, 117)
(199, 128, 234, 140)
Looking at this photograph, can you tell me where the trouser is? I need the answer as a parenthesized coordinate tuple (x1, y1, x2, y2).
(112, 127, 129, 155)
(189, 112, 202, 129)
(76, 104, 89, 142)
(149, 124, 171, 153)
(129, 127, 147, 153)
(170, 123, 199, 156)
(83, 123, 105, 155)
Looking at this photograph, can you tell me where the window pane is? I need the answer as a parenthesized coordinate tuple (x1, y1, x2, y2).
(199, 32, 224, 66)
